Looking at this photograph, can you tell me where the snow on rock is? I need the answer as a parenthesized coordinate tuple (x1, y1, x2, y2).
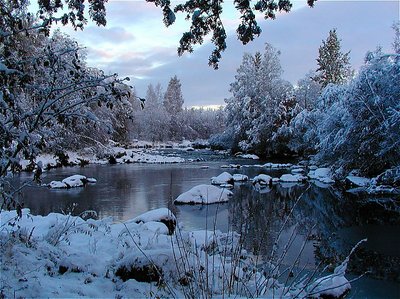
(237, 154, 259, 160)
(345, 175, 370, 187)
(307, 239, 366, 298)
(252, 174, 272, 185)
(220, 183, 234, 189)
(211, 172, 234, 185)
(308, 167, 335, 184)
(291, 167, 304, 174)
(233, 174, 249, 182)
(264, 162, 292, 168)
(132, 208, 176, 235)
(49, 180, 68, 189)
(174, 184, 232, 204)
(279, 174, 307, 182)
(62, 174, 88, 187)
(49, 174, 96, 189)
(221, 164, 241, 169)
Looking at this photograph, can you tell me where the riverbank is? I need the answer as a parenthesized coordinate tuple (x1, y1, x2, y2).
(1, 207, 357, 298)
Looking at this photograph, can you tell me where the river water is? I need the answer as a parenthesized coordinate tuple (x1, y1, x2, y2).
(13, 150, 400, 297)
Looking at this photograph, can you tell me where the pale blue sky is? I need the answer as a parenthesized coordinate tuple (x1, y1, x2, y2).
(57, 0, 399, 107)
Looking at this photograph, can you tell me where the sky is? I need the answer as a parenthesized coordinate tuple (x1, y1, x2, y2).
(58, 0, 400, 107)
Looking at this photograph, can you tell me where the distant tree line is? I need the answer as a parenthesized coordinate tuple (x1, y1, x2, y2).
(210, 27, 400, 177)
(129, 76, 226, 143)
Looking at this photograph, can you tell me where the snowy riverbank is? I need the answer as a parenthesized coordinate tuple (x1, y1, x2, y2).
(1, 208, 357, 298)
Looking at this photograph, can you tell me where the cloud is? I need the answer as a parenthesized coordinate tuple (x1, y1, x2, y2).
(62, 0, 399, 107)
(79, 26, 135, 45)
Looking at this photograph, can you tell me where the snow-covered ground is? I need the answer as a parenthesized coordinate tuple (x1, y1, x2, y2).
(0, 208, 357, 298)
(18, 143, 189, 172)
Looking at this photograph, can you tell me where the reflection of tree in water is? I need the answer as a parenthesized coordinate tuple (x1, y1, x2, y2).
(229, 182, 400, 281)
(228, 183, 348, 266)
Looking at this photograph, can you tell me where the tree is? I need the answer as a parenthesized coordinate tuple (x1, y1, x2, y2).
(313, 29, 352, 87)
(163, 76, 185, 140)
(294, 70, 322, 110)
(223, 44, 293, 156)
(0, 6, 131, 213)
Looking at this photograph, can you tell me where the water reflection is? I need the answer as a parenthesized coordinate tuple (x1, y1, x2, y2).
(14, 159, 400, 286)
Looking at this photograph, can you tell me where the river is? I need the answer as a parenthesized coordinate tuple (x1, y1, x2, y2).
(12, 150, 400, 297)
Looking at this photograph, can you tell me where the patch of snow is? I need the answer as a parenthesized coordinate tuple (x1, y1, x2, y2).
(308, 167, 335, 184)
(264, 162, 292, 168)
(233, 174, 248, 182)
(49, 181, 68, 189)
(346, 175, 370, 187)
(252, 174, 272, 185)
(280, 174, 306, 182)
(220, 183, 234, 189)
(62, 174, 87, 188)
(237, 154, 259, 160)
(174, 184, 232, 204)
(291, 168, 304, 174)
(132, 208, 176, 224)
(211, 172, 234, 185)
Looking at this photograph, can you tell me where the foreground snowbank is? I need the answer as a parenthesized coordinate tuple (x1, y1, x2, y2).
(0, 208, 358, 298)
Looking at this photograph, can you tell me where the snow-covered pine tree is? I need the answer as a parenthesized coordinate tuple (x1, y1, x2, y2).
(224, 44, 293, 156)
(163, 76, 184, 140)
(313, 29, 352, 87)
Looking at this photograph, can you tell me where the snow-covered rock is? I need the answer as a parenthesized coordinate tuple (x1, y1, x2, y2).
(308, 167, 335, 184)
(237, 154, 259, 160)
(291, 167, 304, 174)
(345, 175, 370, 187)
(263, 162, 292, 168)
(279, 174, 307, 182)
(132, 208, 176, 235)
(48, 174, 96, 189)
(62, 174, 88, 187)
(211, 172, 234, 185)
(252, 174, 272, 185)
(220, 183, 234, 189)
(233, 174, 248, 182)
(49, 181, 68, 189)
(174, 184, 232, 204)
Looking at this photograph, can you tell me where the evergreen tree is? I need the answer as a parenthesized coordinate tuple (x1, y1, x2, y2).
(313, 29, 352, 87)
(163, 76, 184, 140)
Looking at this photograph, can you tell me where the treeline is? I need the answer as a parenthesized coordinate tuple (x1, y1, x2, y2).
(210, 28, 400, 177)
(128, 77, 226, 143)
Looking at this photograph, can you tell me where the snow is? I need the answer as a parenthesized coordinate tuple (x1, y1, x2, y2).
(132, 207, 176, 225)
(211, 172, 234, 185)
(237, 154, 259, 159)
(232, 174, 248, 182)
(346, 175, 370, 187)
(62, 174, 87, 187)
(48, 174, 96, 189)
(291, 167, 304, 174)
(264, 162, 292, 168)
(174, 184, 232, 204)
(252, 174, 272, 185)
(280, 173, 307, 182)
(49, 180, 68, 189)
(0, 208, 359, 298)
(19, 145, 186, 171)
(308, 167, 335, 184)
